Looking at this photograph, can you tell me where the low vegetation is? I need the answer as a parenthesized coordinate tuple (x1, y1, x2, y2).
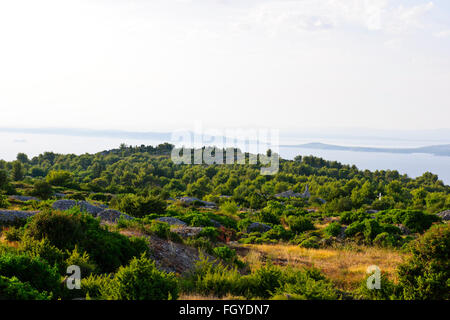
(0, 144, 448, 300)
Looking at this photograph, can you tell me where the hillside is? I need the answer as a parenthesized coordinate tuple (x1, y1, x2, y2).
(0, 144, 448, 300)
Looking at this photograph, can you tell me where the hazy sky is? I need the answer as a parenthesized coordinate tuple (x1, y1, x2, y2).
(1, 0, 449, 133)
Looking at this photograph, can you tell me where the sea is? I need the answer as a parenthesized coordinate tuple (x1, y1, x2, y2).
(0, 132, 449, 185)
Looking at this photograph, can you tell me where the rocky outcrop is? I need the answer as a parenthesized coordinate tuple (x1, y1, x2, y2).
(96, 209, 133, 223)
(155, 217, 187, 226)
(0, 210, 39, 222)
(437, 210, 450, 221)
(52, 200, 103, 215)
(8, 195, 40, 202)
(120, 230, 214, 274)
(247, 222, 272, 233)
(179, 197, 217, 208)
(275, 185, 311, 199)
(171, 225, 203, 238)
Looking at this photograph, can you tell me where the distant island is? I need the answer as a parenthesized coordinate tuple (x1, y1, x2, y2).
(281, 142, 450, 157)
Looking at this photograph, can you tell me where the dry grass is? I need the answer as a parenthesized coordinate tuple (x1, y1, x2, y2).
(237, 243, 409, 291)
(179, 293, 245, 300)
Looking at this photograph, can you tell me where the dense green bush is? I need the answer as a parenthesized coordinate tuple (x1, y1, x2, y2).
(286, 216, 315, 234)
(197, 227, 219, 242)
(376, 209, 440, 233)
(397, 224, 449, 300)
(345, 218, 402, 244)
(149, 221, 170, 238)
(213, 246, 236, 263)
(111, 194, 166, 218)
(0, 194, 10, 208)
(0, 253, 61, 295)
(183, 258, 339, 300)
(0, 275, 50, 300)
(373, 232, 401, 248)
(324, 222, 342, 237)
(182, 257, 243, 298)
(340, 211, 369, 224)
(46, 170, 73, 187)
(185, 237, 214, 254)
(101, 255, 179, 300)
(4, 226, 23, 242)
(18, 236, 65, 272)
(273, 267, 339, 300)
(30, 180, 53, 200)
(299, 236, 320, 249)
(24, 209, 148, 272)
(65, 245, 97, 276)
(247, 263, 282, 298)
(356, 272, 400, 300)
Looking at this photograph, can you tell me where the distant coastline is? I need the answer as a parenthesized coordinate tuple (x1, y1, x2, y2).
(281, 142, 450, 157)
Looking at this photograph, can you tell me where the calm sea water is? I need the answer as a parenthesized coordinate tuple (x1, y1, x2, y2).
(0, 133, 449, 185)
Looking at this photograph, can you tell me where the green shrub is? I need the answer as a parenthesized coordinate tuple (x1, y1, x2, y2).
(373, 232, 401, 248)
(376, 209, 440, 233)
(286, 216, 315, 234)
(185, 237, 214, 254)
(81, 273, 112, 299)
(356, 272, 400, 300)
(65, 245, 97, 276)
(261, 225, 293, 241)
(111, 194, 166, 218)
(0, 253, 61, 295)
(340, 211, 369, 224)
(397, 224, 449, 300)
(220, 201, 238, 216)
(213, 246, 236, 263)
(0, 275, 50, 300)
(18, 236, 65, 272)
(363, 219, 383, 242)
(66, 192, 87, 201)
(102, 254, 179, 300)
(190, 215, 212, 227)
(149, 221, 170, 239)
(299, 236, 320, 249)
(182, 256, 243, 298)
(0, 194, 10, 208)
(4, 226, 23, 242)
(237, 218, 252, 232)
(324, 222, 342, 237)
(247, 263, 282, 298)
(89, 193, 113, 202)
(30, 180, 53, 200)
(273, 267, 339, 300)
(46, 170, 73, 187)
(197, 227, 219, 242)
(24, 209, 148, 273)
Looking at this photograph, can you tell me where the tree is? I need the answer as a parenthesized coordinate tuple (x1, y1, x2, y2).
(16, 153, 29, 164)
(46, 170, 73, 187)
(102, 254, 178, 300)
(12, 161, 24, 181)
(30, 180, 53, 200)
(397, 224, 449, 300)
(0, 169, 9, 190)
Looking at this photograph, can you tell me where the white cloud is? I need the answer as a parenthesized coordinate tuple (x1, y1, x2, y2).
(234, 0, 434, 35)
(434, 29, 450, 38)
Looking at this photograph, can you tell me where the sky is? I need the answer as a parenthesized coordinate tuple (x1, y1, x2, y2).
(0, 0, 449, 134)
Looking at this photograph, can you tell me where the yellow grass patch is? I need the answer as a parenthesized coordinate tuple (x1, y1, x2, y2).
(238, 243, 409, 291)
